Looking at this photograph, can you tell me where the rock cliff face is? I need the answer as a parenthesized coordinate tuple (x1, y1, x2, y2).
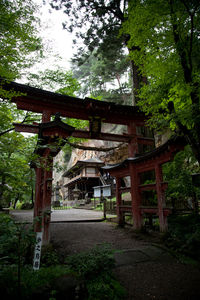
(154, 129, 172, 147)
(52, 123, 129, 198)
(52, 122, 171, 200)
(100, 144, 128, 164)
(62, 123, 129, 173)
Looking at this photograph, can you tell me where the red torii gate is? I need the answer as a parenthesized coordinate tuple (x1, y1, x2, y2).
(3, 80, 154, 244)
(102, 136, 186, 231)
(2, 80, 186, 243)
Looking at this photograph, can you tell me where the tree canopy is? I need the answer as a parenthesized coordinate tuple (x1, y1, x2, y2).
(121, 0, 200, 162)
(27, 68, 81, 96)
(0, 132, 36, 208)
(71, 48, 131, 104)
(0, 0, 43, 81)
(0, 0, 43, 207)
(49, 0, 143, 103)
(1, 0, 200, 207)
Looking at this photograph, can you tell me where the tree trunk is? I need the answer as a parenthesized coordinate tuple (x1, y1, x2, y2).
(124, 39, 147, 105)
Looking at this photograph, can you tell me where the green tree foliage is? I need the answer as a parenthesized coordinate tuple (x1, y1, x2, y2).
(0, 86, 38, 209)
(66, 244, 126, 300)
(0, 0, 44, 134)
(0, 0, 45, 208)
(27, 69, 81, 96)
(122, 0, 200, 162)
(49, 0, 144, 104)
(27, 68, 88, 130)
(163, 146, 200, 208)
(0, 87, 37, 209)
(164, 214, 200, 261)
(0, 130, 37, 208)
(50, 0, 127, 54)
(72, 48, 131, 104)
(0, 0, 43, 81)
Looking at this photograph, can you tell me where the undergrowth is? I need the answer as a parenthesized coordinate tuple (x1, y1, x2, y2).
(65, 244, 126, 300)
(0, 213, 126, 299)
(163, 214, 200, 261)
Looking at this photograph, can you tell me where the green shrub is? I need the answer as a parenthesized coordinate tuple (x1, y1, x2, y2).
(21, 202, 34, 210)
(40, 244, 60, 267)
(65, 244, 126, 300)
(86, 275, 126, 300)
(164, 214, 200, 260)
(0, 264, 72, 299)
(16, 201, 23, 209)
(0, 214, 126, 299)
(65, 244, 115, 279)
(0, 214, 35, 265)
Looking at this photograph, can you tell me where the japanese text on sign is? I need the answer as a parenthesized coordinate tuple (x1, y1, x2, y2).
(33, 232, 43, 270)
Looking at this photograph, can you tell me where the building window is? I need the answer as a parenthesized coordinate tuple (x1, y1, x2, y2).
(86, 167, 96, 175)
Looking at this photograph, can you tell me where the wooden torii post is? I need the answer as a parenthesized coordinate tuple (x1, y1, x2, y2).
(2, 80, 156, 243)
(30, 115, 75, 243)
(102, 136, 186, 231)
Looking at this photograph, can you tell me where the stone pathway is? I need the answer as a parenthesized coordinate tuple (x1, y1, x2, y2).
(10, 208, 115, 223)
(114, 246, 172, 267)
(50, 221, 200, 300)
(10, 209, 200, 300)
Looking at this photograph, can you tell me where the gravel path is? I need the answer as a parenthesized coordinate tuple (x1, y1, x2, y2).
(50, 221, 200, 300)
(10, 208, 112, 222)
(11, 209, 200, 299)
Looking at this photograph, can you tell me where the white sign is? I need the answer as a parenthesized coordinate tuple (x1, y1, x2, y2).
(33, 232, 43, 270)
(93, 186, 101, 198)
(102, 185, 111, 197)
(93, 185, 111, 197)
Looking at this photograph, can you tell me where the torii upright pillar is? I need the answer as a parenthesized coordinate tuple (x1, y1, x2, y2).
(33, 112, 53, 244)
(155, 163, 168, 232)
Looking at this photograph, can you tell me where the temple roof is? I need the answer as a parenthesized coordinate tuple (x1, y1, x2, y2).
(63, 157, 104, 177)
(79, 158, 104, 164)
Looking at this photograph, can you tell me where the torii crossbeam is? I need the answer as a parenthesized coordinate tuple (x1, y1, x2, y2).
(2, 80, 155, 244)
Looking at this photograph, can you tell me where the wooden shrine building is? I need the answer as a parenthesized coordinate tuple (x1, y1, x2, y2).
(63, 158, 104, 201)
(1, 79, 187, 244)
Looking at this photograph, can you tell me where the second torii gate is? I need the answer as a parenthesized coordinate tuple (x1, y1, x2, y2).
(2, 80, 155, 244)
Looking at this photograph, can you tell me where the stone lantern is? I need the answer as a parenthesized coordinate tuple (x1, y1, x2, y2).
(72, 184, 81, 203)
(53, 182, 61, 207)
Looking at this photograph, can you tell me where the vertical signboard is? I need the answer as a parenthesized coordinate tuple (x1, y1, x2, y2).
(33, 232, 43, 270)
(102, 185, 111, 197)
(93, 186, 101, 198)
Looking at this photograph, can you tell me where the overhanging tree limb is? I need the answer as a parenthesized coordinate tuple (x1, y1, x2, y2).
(0, 112, 30, 137)
(64, 139, 125, 152)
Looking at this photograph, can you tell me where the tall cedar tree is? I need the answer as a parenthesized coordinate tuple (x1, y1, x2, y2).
(49, 0, 146, 104)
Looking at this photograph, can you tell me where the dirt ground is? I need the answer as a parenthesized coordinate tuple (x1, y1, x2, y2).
(50, 221, 200, 300)
(11, 209, 200, 299)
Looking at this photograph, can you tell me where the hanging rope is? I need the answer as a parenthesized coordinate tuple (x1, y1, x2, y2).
(64, 139, 126, 152)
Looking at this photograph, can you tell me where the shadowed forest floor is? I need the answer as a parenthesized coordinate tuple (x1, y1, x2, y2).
(50, 220, 200, 300)
(11, 209, 200, 299)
